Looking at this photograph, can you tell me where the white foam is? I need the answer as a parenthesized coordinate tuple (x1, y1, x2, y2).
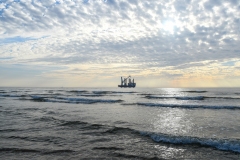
(136, 102, 240, 110)
(141, 131, 240, 153)
(53, 97, 123, 104)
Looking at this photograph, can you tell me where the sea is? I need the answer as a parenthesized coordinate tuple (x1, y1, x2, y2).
(0, 87, 240, 160)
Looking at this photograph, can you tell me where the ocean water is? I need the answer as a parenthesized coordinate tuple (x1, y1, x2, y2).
(0, 87, 240, 159)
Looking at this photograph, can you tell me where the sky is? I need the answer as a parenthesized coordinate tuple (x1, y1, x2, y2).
(0, 0, 240, 87)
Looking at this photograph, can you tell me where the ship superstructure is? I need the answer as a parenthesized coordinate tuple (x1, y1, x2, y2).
(118, 76, 136, 88)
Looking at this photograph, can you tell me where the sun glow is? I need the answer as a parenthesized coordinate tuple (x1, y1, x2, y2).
(162, 21, 175, 34)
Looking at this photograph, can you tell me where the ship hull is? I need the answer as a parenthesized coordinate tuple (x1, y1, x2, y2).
(118, 84, 136, 88)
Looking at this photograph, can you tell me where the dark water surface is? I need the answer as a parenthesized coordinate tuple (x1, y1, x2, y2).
(0, 87, 240, 159)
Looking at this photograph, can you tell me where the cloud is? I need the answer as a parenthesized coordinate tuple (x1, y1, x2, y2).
(0, 0, 240, 87)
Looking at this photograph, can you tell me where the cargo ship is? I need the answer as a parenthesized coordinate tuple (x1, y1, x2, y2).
(118, 76, 136, 88)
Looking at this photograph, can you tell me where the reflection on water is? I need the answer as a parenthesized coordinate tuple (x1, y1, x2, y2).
(157, 88, 185, 96)
(154, 145, 186, 159)
(151, 88, 194, 135)
(152, 108, 193, 135)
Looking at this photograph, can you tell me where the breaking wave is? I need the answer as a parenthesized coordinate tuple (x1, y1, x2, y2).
(23, 95, 123, 104)
(56, 97, 123, 104)
(123, 102, 240, 110)
(58, 120, 240, 153)
(145, 95, 240, 100)
(97, 123, 240, 153)
(141, 131, 240, 153)
(2, 116, 240, 154)
(145, 95, 204, 100)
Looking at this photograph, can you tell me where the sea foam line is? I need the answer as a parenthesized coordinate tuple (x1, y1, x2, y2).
(145, 95, 205, 100)
(145, 95, 240, 100)
(140, 131, 240, 153)
(123, 102, 240, 110)
(28, 95, 123, 104)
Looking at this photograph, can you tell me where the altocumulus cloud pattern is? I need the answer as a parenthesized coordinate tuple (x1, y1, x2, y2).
(0, 0, 240, 87)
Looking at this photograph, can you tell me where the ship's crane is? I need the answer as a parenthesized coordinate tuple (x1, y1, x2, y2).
(122, 75, 131, 85)
(118, 75, 136, 88)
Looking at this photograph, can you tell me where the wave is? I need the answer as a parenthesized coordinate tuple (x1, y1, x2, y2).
(102, 124, 240, 153)
(8, 135, 66, 145)
(67, 90, 89, 93)
(10, 90, 22, 93)
(0, 129, 23, 133)
(36, 116, 59, 122)
(206, 96, 240, 100)
(145, 95, 205, 100)
(176, 96, 205, 100)
(0, 148, 40, 153)
(47, 111, 56, 115)
(44, 149, 74, 154)
(141, 131, 240, 153)
(111, 152, 155, 159)
(78, 94, 105, 97)
(57, 97, 123, 104)
(0, 147, 74, 154)
(92, 91, 113, 94)
(145, 95, 240, 101)
(21, 107, 41, 111)
(138, 93, 153, 96)
(62, 121, 107, 132)
(5, 118, 239, 154)
(92, 147, 124, 150)
(59, 119, 111, 130)
(144, 95, 174, 99)
(61, 120, 240, 154)
(105, 126, 136, 134)
(92, 91, 137, 95)
(0, 91, 7, 94)
(59, 120, 129, 134)
(26, 95, 124, 104)
(60, 120, 89, 126)
(30, 95, 49, 102)
(31, 93, 64, 96)
(112, 91, 138, 94)
(0, 94, 27, 98)
(123, 102, 240, 110)
(54, 90, 66, 92)
(182, 90, 207, 93)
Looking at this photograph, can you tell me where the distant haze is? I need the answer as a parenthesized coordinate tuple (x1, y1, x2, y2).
(0, 0, 240, 87)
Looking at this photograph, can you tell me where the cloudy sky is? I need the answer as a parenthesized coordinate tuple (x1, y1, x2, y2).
(0, 0, 240, 87)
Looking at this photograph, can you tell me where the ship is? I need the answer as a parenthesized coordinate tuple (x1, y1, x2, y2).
(118, 76, 136, 88)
